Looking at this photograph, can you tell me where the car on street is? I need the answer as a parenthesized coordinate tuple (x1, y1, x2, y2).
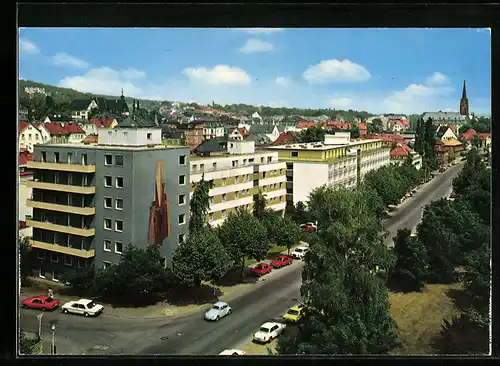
(253, 322, 286, 343)
(300, 222, 317, 232)
(61, 299, 103, 317)
(204, 301, 232, 321)
(271, 255, 293, 268)
(251, 263, 273, 277)
(283, 304, 306, 323)
(21, 296, 60, 311)
(219, 349, 246, 355)
(290, 246, 309, 260)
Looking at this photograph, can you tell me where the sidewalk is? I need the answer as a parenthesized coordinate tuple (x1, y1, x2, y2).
(20, 244, 305, 321)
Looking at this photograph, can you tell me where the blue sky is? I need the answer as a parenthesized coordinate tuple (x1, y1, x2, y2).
(19, 28, 491, 115)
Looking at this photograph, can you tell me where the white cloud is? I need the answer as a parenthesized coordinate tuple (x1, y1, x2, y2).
(19, 75, 24, 80)
(183, 65, 251, 85)
(275, 76, 292, 86)
(19, 39, 39, 54)
(425, 72, 448, 85)
(303, 59, 371, 84)
(235, 28, 284, 34)
(239, 39, 274, 53)
(58, 67, 143, 96)
(121, 68, 146, 80)
(52, 52, 89, 69)
(328, 97, 353, 108)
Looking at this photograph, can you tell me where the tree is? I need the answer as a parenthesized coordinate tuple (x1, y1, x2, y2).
(414, 118, 425, 155)
(45, 95, 55, 114)
(59, 266, 96, 293)
(297, 125, 325, 143)
(88, 107, 99, 120)
(463, 244, 490, 329)
(423, 118, 437, 170)
(470, 135, 481, 149)
(19, 329, 40, 355)
(189, 176, 212, 232)
(372, 118, 384, 133)
(392, 229, 429, 291)
(350, 123, 361, 138)
(19, 236, 34, 286)
(270, 215, 301, 255)
(217, 208, 269, 282)
(172, 229, 231, 287)
(253, 190, 267, 220)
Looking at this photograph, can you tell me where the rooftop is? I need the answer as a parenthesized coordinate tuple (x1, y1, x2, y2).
(266, 138, 383, 151)
(37, 142, 187, 151)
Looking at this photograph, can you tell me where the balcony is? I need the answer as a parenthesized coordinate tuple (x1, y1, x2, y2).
(26, 218, 95, 237)
(29, 239, 95, 258)
(27, 181, 95, 194)
(26, 199, 95, 215)
(27, 161, 96, 173)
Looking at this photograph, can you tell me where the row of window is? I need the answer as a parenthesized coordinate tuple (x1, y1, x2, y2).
(207, 196, 284, 221)
(104, 240, 123, 254)
(40, 151, 88, 165)
(37, 251, 86, 267)
(20, 133, 48, 141)
(104, 175, 187, 189)
(103, 213, 186, 232)
(104, 197, 123, 210)
(192, 155, 275, 172)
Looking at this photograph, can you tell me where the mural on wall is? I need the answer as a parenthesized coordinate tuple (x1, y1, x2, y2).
(148, 160, 171, 246)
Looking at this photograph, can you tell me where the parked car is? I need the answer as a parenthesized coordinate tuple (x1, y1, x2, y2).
(61, 299, 103, 317)
(271, 255, 293, 268)
(21, 296, 60, 311)
(253, 322, 286, 343)
(251, 263, 273, 277)
(283, 304, 306, 323)
(300, 222, 317, 232)
(290, 246, 309, 260)
(219, 349, 246, 356)
(204, 301, 232, 321)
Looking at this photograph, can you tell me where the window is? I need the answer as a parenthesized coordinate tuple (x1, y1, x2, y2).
(39, 268, 45, 278)
(104, 197, 112, 209)
(105, 154, 112, 165)
(178, 175, 186, 185)
(261, 157, 264, 163)
(291, 151, 298, 157)
(115, 220, 123, 232)
(123, 131, 128, 139)
(104, 218, 112, 230)
(53, 271, 59, 282)
(115, 241, 123, 254)
(243, 159, 247, 165)
(104, 240, 112, 252)
(222, 178, 227, 186)
(35, 134, 39, 140)
(103, 261, 111, 270)
(50, 252, 59, 263)
(178, 233, 185, 244)
(263, 172, 267, 179)
(268, 157, 272, 163)
(104, 176, 112, 187)
(115, 155, 123, 166)
(209, 196, 214, 204)
(21, 134, 25, 140)
(179, 155, 186, 165)
(145, 132, 152, 140)
(37, 251, 46, 260)
(242, 175, 246, 182)
(232, 160, 237, 167)
(82, 153, 88, 165)
(178, 194, 186, 205)
(178, 213, 186, 225)
(235, 191, 239, 199)
(200, 163, 204, 171)
(221, 209, 226, 218)
(192, 164, 197, 172)
(235, 176, 239, 184)
(249, 158, 254, 163)
(54, 152, 60, 163)
(116, 177, 124, 188)
(222, 193, 227, 202)
(28, 133, 32, 139)
(41, 151, 46, 162)
(67, 153, 72, 163)
(64, 255, 72, 266)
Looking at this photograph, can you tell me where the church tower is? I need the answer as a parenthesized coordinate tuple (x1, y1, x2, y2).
(460, 80, 469, 116)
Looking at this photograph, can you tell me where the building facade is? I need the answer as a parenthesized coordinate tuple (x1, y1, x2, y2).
(266, 132, 391, 206)
(190, 140, 286, 227)
(24, 115, 190, 282)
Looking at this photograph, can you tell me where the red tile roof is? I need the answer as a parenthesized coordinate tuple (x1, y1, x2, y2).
(297, 121, 318, 129)
(43, 122, 85, 135)
(390, 143, 415, 159)
(323, 122, 351, 130)
(272, 132, 295, 146)
(19, 151, 33, 166)
(449, 124, 456, 134)
(460, 128, 477, 141)
(82, 134, 98, 144)
(478, 133, 491, 139)
(18, 121, 31, 134)
(365, 133, 405, 144)
(229, 127, 249, 136)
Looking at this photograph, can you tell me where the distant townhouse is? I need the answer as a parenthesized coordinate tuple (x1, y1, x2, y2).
(42, 122, 86, 144)
(390, 119, 409, 133)
(190, 139, 287, 227)
(266, 132, 391, 207)
(68, 92, 129, 120)
(460, 129, 491, 151)
(390, 143, 422, 170)
(295, 121, 318, 131)
(81, 117, 118, 136)
(203, 123, 225, 140)
(435, 126, 464, 165)
(365, 133, 405, 147)
(249, 124, 281, 143)
(19, 122, 43, 153)
(25, 111, 190, 282)
(228, 127, 250, 141)
(271, 133, 295, 146)
(422, 111, 467, 126)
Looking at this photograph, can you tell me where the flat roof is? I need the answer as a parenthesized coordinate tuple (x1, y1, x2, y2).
(266, 139, 384, 151)
(190, 151, 275, 161)
(37, 143, 188, 151)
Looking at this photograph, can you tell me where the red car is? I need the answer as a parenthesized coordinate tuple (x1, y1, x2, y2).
(251, 263, 273, 276)
(271, 255, 293, 268)
(21, 296, 60, 311)
(300, 222, 317, 232)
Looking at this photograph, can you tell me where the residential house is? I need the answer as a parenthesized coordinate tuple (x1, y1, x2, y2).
(203, 123, 225, 140)
(245, 133, 272, 148)
(460, 128, 491, 151)
(68, 93, 129, 120)
(436, 125, 459, 142)
(32, 123, 52, 144)
(19, 106, 29, 121)
(390, 119, 409, 133)
(390, 143, 422, 170)
(423, 111, 467, 126)
(81, 117, 118, 136)
(68, 98, 99, 120)
(228, 127, 249, 141)
(249, 124, 281, 143)
(271, 133, 295, 146)
(19, 122, 43, 153)
(251, 111, 263, 121)
(364, 134, 405, 147)
(296, 121, 318, 131)
(356, 122, 368, 136)
(43, 122, 87, 144)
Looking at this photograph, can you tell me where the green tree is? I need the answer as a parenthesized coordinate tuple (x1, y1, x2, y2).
(350, 123, 361, 138)
(172, 229, 231, 287)
(270, 215, 301, 255)
(414, 118, 425, 155)
(253, 190, 267, 220)
(217, 208, 269, 282)
(19, 236, 34, 287)
(189, 176, 213, 232)
(45, 95, 55, 114)
(297, 125, 325, 143)
(423, 117, 438, 169)
(88, 107, 99, 120)
(392, 229, 429, 291)
(19, 329, 40, 355)
(372, 118, 384, 133)
(463, 244, 490, 329)
(470, 135, 481, 149)
(59, 266, 96, 294)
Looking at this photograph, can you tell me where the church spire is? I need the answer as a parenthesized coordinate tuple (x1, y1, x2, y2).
(460, 80, 469, 116)
(462, 80, 467, 99)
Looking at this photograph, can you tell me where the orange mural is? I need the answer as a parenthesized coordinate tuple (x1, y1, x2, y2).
(148, 161, 170, 246)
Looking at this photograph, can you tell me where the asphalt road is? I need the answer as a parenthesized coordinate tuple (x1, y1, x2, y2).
(19, 161, 464, 355)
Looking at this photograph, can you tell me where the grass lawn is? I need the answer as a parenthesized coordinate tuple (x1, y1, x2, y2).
(244, 244, 290, 267)
(389, 282, 463, 355)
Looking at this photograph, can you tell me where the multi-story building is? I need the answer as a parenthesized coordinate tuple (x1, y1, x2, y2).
(266, 132, 390, 207)
(190, 139, 286, 227)
(24, 112, 190, 282)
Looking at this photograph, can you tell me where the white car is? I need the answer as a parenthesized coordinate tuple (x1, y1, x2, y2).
(61, 299, 103, 317)
(290, 246, 309, 260)
(204, 301, 232, 321)
(253, 322, 286, 343)
(219, 349, 246, 356)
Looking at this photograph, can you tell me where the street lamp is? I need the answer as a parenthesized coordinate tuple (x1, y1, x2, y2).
(36, 313, 43, 354)
(48, 320, 58, 355)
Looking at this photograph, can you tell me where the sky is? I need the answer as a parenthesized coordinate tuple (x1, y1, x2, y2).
(18, 28, 491, 115)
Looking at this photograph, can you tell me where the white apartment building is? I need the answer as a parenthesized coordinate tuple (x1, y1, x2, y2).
(190, 140, 286, 227)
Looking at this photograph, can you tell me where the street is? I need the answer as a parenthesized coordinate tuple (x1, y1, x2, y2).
(19, 162, 464, 355)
